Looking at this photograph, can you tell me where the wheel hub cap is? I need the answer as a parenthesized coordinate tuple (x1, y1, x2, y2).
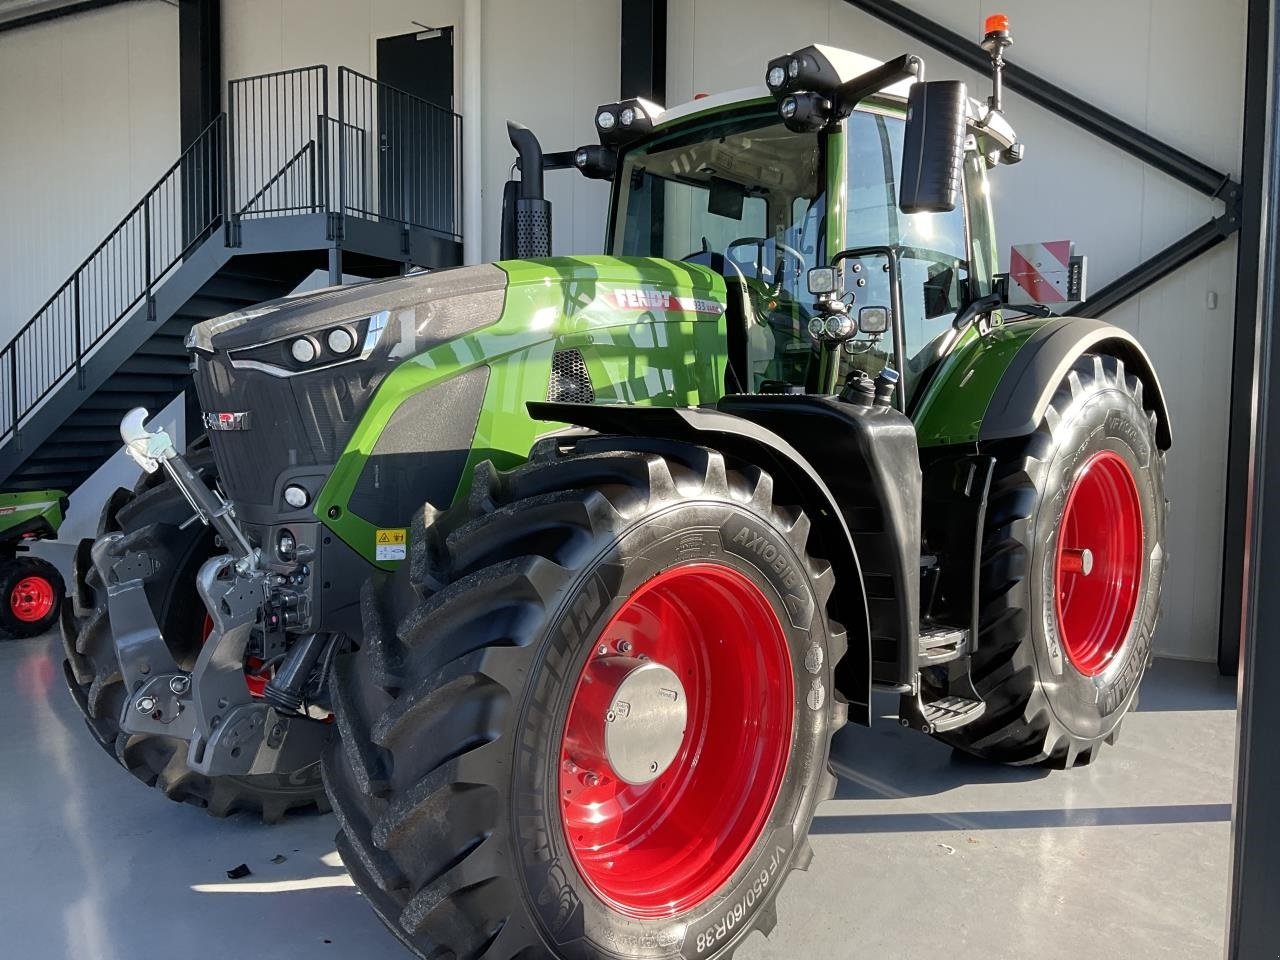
(10, 575, 55, 623)
(565, 657, 687, 786)
(1054, 451, 1144, 677)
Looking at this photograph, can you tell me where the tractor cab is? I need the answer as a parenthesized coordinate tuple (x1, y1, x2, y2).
(505, 32, 1023, 409)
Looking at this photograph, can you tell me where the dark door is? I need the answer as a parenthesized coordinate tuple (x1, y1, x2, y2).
(376, 29, 456, 234)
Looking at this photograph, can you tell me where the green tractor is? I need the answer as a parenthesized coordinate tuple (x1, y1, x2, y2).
(63, 21, 1168, 959)
(0, 489, 67, 638)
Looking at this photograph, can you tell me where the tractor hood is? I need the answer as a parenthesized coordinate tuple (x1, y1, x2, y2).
(189, 257, 728, 510)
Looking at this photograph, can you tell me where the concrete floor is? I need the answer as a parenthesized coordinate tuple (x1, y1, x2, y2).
(0, 632, 1235, 960)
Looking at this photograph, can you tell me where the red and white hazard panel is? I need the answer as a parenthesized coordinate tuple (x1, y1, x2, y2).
(1008, 241, 1087, 306)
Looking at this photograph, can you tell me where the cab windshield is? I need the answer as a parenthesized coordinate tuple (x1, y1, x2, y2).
(610, 110, 827, 391)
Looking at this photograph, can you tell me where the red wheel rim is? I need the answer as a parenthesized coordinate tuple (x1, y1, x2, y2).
(1054, 451, 1144, 677)
(558, 563, 794, 919)
(10, 575, 55, 623)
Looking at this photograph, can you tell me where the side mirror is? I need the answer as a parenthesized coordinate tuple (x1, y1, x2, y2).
(899, 80, 967, 214)
(858, 305, 890, 334)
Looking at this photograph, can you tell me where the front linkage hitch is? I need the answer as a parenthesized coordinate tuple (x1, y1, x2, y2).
(92, 408, 329, 778)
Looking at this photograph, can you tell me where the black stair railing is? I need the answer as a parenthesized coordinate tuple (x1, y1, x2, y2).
(1, 64, 466, 455)
(227, 65, 330, 230)
(1, 114, 227, 447)
(338, 67, 463, 241)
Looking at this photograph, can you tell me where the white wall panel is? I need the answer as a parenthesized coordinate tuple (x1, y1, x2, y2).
(669, 0, 1245, 659)
(0, 0, 179, 344)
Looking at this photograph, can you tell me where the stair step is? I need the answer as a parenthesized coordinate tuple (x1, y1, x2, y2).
(917, 624, 971, 665)
(117, 355, 190, 375)
(919, 695, 986, 733)
(134, 337, 193, 358)
(199, 274, 292, 302)
(79, 392, 174, 411)
(27, 441, 120, 461)
(53, 427, 124, 444)
(175, 296, 254, 320)
(95, 374, 189, 393)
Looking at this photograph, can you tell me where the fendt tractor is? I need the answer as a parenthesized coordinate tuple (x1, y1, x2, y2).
(62, 17, 1168, 960)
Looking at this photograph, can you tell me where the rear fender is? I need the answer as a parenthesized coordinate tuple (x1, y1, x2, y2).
(981, 317, 1173, 448)
(528, 400, 874, 727)
(913, 317, 1172, 450)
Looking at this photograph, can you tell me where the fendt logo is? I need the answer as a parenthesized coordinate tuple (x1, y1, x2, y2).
(203, 411, 252, 431)
(610, 288, 724, 316)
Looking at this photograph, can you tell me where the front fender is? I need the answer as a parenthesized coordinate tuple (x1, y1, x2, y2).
(528, 400, 874, 727)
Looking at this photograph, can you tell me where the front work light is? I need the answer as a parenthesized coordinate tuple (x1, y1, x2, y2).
(595, 97, 663, 146)
(779, 92, 833, 132)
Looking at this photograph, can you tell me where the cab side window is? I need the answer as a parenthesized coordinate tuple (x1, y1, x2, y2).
(845, 110, 971, 379)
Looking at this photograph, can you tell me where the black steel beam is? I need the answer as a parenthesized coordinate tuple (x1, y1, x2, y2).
(1220, 0, 1272, 676)
(620, 0, 667, 103)
(842, 0, 1237, 199)
(1228, 0, 1280, 947)
(179, 0, 221, 148)
(1066, 217, 1235, 318)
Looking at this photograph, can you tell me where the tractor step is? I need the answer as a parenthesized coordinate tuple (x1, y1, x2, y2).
(918, 695, 986, 733)
(917, 623, 971, 665)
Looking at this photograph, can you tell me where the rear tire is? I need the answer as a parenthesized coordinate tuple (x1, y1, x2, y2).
(61, 451, 328, 821)
(0, 556, 64, 638)
(324, 439, 846, 959)
(937, 353, 1167, 767)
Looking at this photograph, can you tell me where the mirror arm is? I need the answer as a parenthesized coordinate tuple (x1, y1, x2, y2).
(832, 54, 925, 116)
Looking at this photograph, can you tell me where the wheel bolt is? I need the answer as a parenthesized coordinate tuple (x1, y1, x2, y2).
(597, 645, 609, 656)
(135, 696, 157, 714)
(169, 675, 190, 695)
(617, 640, 633, 654)
(583, 772, 600, 787)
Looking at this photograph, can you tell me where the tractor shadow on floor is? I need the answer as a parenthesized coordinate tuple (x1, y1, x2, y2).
(826, 692, 1052, 805)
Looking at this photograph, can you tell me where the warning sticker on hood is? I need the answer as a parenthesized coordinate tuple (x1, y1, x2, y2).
(375, 528, 407, 561)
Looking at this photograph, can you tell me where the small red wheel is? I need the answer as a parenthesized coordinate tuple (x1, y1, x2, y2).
(1054, 450, 1144, 676)
(558, 562, 794, 919)
(10, 575, 56, 623)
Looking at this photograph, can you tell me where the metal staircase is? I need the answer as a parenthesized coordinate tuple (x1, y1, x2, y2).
(1, 65, 463, 493)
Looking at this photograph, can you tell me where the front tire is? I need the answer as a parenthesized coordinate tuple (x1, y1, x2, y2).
(938, 353, 1167, 767)
(325, 439, 846, 959)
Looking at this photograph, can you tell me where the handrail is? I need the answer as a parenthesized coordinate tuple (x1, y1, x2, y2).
(2, 114, 227, 442)
(237, 141, 315, 216)
(2, 62, 466, 449)
(337, 66, 464, 241)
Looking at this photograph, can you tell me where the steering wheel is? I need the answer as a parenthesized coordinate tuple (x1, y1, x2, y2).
(726, 237, 806, 282)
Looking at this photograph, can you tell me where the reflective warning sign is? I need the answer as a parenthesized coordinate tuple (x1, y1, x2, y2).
(375, 528, 407, 561)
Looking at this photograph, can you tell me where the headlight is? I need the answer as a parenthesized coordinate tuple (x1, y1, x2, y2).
(283, 484, 310, 509)
(596, 110, 616, 131)
(788, 57, 801, 79)
(767, 65, 787, 89)
(290, 337, 318, 363)
(824, 314, 855, 339)
(807, 317, 827, 340)
(780, 97, 799, 120)
(620, 106, 637, 126)
(326, 327, 356, 354)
